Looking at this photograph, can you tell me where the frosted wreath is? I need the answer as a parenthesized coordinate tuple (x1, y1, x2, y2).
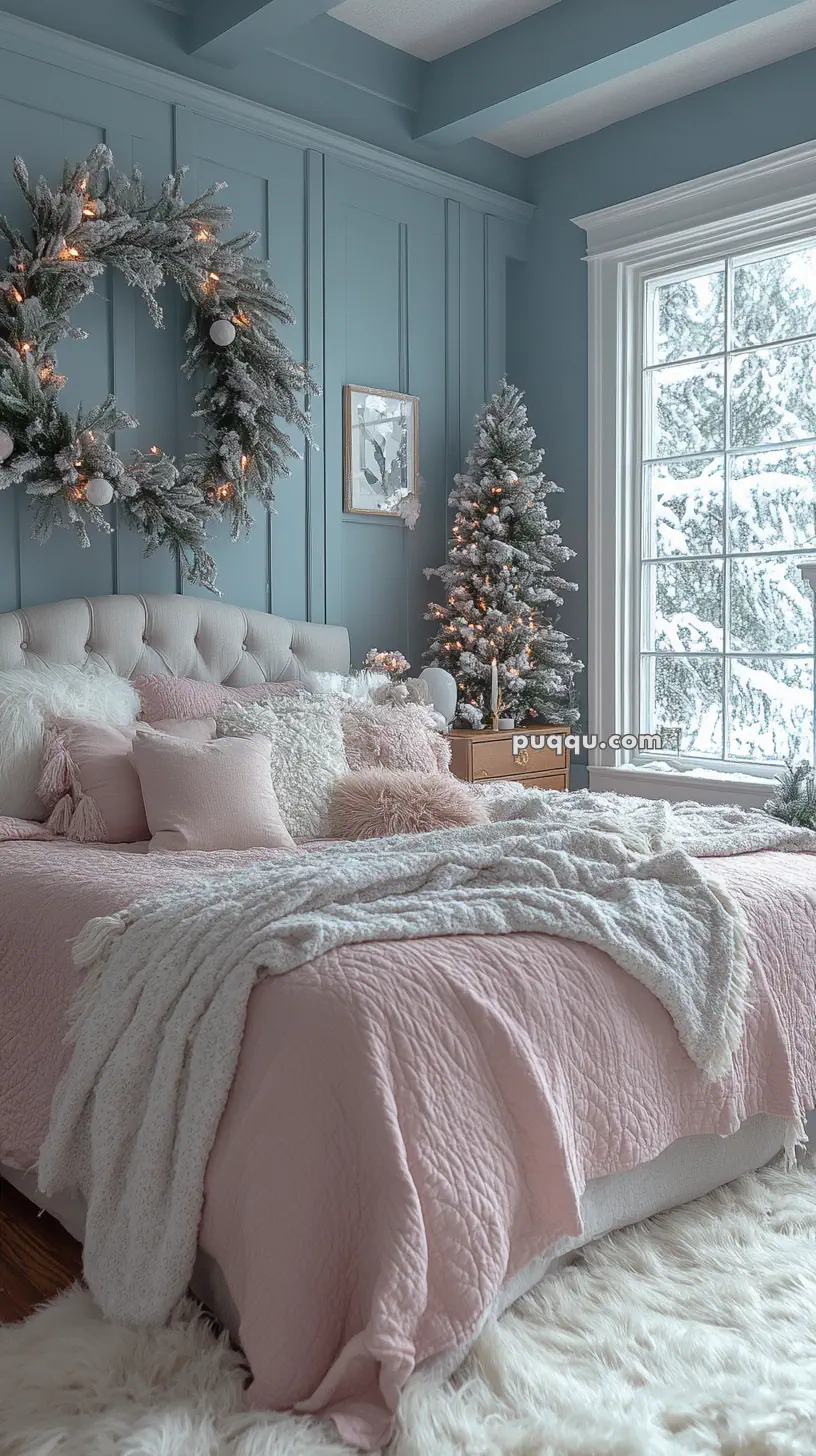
(0, 145, 318, 590)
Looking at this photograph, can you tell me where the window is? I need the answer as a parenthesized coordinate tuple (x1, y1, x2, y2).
(579, 144, 816, 803)
(640, 242, 816, 768)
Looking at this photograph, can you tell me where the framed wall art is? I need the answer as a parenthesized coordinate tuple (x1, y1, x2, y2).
(343, 385, 419, 518)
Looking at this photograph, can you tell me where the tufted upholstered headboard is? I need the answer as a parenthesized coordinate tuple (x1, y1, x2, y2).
(0, 595, 350, 683)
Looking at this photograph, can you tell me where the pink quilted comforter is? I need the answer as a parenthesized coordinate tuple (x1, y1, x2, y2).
(2, 828, 816, 1448)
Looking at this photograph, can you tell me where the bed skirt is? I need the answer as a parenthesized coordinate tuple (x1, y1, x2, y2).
(3, 1108, 808, 1359)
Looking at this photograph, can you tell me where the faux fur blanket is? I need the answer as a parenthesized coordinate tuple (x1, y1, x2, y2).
(39, 795, 814, 1330)
(473, 784, 816, 859)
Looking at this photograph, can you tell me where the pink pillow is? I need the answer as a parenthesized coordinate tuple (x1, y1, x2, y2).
(131, 730, 295, 852)
(341, 703, 451, 775)
(135, 675, 305, 724)
(328, 769, 487, 840)
(38, 718, 216, 843)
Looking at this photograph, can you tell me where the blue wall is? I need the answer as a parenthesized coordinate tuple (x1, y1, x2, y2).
(11, 8, 816, 704)
(0, 18, 530, 668)
(513, 46, 816, 782)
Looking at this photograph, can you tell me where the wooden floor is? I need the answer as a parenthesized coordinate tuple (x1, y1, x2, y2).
(0, 1178, 83, 1323)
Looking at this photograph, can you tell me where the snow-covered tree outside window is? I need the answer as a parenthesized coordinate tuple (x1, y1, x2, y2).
(640, 240, 816, 766)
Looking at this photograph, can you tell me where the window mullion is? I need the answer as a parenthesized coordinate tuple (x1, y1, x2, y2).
(721, 255, 732, 762)
(644, 433, 816, 467)
(813, 558, 816, 767)
(637, 279, 653, 755)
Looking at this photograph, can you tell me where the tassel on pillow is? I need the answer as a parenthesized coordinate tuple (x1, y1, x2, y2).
(37, 719, 107, 842)
(46, 793, 75, 836)
(67, 793, 108, 843)
(37, 724, 76, 813)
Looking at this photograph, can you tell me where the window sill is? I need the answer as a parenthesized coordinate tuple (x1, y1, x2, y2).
(588, 764, 774, 808)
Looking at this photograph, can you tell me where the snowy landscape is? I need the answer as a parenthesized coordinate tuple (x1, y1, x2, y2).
(640, 243, 816, 764)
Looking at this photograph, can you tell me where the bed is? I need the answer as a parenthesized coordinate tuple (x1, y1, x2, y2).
(1, 592, 815, 1451)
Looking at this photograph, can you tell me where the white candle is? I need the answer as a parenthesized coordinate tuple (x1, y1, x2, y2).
(490, 657, 498, 714)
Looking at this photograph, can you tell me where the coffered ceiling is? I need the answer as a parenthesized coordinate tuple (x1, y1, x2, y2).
(124, 0, 816, 159)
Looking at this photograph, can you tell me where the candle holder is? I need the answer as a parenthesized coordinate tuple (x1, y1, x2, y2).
(491, 689, 503, 733)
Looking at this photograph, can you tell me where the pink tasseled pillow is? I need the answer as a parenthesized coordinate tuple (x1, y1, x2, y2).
(38, 717, 216, 843)
(328, 769, 487, 840)
(341, 702, 451, 775)
(131, 730, 295, 853)
(135, 674, 305, 724)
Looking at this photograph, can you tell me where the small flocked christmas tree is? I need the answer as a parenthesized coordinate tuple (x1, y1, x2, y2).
(425, 379, 581, 729)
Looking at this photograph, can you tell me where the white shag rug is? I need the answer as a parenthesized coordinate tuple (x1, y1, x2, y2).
(3, 1158, 816, 1456)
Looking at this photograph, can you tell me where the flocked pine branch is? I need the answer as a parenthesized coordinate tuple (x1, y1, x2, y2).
(765, 759, 816, 830)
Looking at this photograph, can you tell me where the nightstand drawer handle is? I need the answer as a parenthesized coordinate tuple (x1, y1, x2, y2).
(477, 768, 489, 777)
(514, 749, 530, 767)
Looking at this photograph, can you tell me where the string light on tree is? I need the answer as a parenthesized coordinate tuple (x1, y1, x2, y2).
(208, 481, 235, 504)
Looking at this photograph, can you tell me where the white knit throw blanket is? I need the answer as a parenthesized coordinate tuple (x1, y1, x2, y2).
(38, 794, 814, 1327)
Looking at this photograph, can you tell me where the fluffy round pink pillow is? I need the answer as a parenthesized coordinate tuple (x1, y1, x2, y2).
(328, 769, 488, 840)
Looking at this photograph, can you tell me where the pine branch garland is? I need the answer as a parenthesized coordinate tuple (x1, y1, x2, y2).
(425, 379, 582, 727)
(765, 759, 816, 830)
(0, 143, 318, 588)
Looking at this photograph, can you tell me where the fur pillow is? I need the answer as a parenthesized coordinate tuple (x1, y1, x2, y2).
(0, 662, 140, 821)
(134, 674, 305, 723)
(341, 701, 451, 775)
(216, 695, 348, 839)
(304, 669, 390, 702)
(371, 678, 431, 708)
(328, 769, 488, 840)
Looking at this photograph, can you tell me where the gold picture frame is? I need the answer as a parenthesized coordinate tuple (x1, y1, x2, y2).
(343, 385, 420, 518)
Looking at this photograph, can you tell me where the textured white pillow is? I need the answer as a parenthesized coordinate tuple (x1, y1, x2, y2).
(0, 662, 140, 821)
(304, 669, 390, 702)
(216, 695, 348, 839)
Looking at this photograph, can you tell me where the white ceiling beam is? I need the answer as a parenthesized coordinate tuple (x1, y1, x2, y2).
(187, 0, 338, 65)
(415, 0, 816, 146)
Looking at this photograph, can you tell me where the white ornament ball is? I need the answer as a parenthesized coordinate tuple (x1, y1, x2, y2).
(209, 318, 236, 348)
(0, 429, 13, 461)
(85, 476, 114, 507)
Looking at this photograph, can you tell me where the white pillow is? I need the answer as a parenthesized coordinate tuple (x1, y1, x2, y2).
(0, 661, 140, 821)
(216, 695, 348, 839)
(304, 669, 391, 703)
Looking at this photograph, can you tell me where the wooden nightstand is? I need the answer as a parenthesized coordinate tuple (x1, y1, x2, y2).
(448, 726, 570, 791)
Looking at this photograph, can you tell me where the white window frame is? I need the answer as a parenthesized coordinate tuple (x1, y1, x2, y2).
(576, 138, 816, 807)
